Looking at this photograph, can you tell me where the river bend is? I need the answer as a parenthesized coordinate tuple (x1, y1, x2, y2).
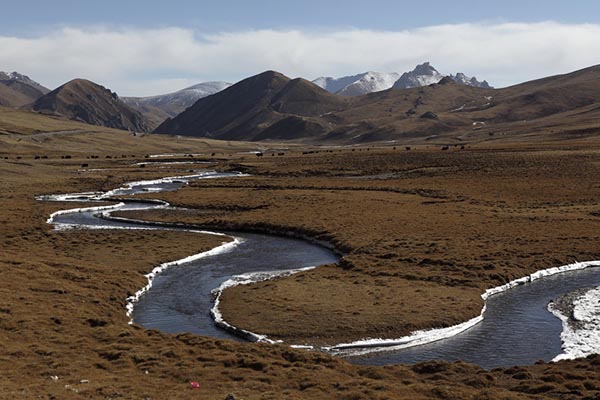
(41, 170, 600, 369)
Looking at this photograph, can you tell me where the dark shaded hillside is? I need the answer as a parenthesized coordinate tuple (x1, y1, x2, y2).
(155, 71, 347, 141)
(29, 79, 150, 132)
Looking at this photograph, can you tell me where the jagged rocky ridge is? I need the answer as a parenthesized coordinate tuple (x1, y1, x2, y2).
(314, 62, 491, 97)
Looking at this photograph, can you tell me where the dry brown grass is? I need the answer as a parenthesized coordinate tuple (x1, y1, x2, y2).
(2, 134, 600, 399)
(0, 105, 276, 158)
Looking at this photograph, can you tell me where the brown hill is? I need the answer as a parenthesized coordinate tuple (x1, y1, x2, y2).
(0, 83, 32, 107)
(154, 66, 600, 144)
(154, 71, 347, 140)
(320, 78, 492, 142)
(29, 79, 150, 132)
(467, 65, 600, 122)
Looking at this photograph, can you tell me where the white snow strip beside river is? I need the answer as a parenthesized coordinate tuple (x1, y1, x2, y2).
(148, 153, 205, 158)
(328, 261, 600, 356)
(133, 161, 213, 166)
(99, 171, 246, 198)
(46, 203, 127, 225)
(551, 286, 600, 361)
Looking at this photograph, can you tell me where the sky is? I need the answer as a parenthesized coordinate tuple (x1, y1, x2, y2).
(2, 0, 600, 96)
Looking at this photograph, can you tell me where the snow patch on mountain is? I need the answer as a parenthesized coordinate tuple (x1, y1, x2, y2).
(336, 72, 400, 96)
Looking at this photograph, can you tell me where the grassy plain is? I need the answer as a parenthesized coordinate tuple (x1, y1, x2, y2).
(2, 120, 600, 398)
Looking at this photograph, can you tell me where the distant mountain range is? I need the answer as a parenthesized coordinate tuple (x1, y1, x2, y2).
(0, 72, 232, 131)
(153, 64, 600, 144)
(122, 82, 232, 116)
(5, 64, 600, 145)
(0, 64, 491, 133)
(314, 63, 491, 96)
(450, 72, 491, 89)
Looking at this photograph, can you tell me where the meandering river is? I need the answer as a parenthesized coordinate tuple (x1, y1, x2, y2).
(41, 170, 600, 369)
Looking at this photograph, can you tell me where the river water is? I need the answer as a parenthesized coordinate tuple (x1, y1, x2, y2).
(42, 171, 340, 343)
(42, 171, 600, 369)
(351, 266, 600, 369)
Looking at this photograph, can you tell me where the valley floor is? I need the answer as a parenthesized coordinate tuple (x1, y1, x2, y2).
(2, 138, 600, 399)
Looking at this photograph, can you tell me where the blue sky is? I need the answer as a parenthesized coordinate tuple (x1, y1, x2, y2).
(3, 0, 600, 33)
(2, 1, 600, 95)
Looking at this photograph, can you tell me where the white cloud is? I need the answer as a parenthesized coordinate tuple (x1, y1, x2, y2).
(2, 22, 600, 96)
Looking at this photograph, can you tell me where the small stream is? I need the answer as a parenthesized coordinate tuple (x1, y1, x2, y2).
(41, 170, 600, 369)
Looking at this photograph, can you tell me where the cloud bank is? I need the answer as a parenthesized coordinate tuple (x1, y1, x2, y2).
(2, 22, 600, 96)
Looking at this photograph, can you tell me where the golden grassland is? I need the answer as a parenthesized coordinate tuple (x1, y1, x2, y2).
(2, 122, 600, 398)
(0, 105, 267, 157)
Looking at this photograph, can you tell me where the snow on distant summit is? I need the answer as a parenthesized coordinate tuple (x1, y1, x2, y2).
(392, 62, 444, 89)
(313, 72, 400, 96)
(316, 63, 492, 97)
(312, 74, 366, 94)
(450, 72, 491, 89)
(336, 72, 400, 96)
(123, 81, 232, 117)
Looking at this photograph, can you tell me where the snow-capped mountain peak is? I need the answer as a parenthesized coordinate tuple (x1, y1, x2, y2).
(313, 63, 492, 96)
(392, 62, 444, 89)
(0, 71, 29, 82)
(177, 81, 232, 97)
